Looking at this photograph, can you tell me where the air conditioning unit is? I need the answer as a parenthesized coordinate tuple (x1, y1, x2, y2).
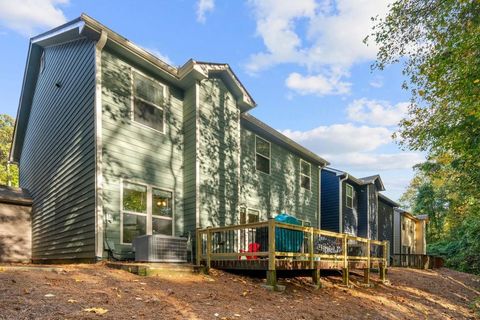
(132, 235, 188, 263)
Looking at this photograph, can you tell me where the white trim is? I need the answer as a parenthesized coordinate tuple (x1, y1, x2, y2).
(255, 135, 271, 175)
(300, 159, 312, 191)
(338, 175, 348, 233)
(195, 81, 201, 229)
(130, 68, 167, 134)
(239, 206, 261, 224)
(120, 179, 175, 245)
(94, 30, 107, 259)
(31, 20, 85, 44)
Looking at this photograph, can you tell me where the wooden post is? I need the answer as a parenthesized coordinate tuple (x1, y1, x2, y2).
(308, 227, 314, 269)
(342, 233, 349, 286)
(364, 239, 370, 285)
(196, 229, 202, 266)
(312, 268, 321, 287)
(206, 228, 212, 271)
(267, 219, 277, 287)
(380, 240, 387, 282)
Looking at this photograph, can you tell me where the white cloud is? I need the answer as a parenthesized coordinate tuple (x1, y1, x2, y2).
(282, 123, 391, 154)
(369, 77, 383, 88)
(286, 70, 351, 96)
(196, 0, 215, 23)
(246, 0, 392, 95)
(140, 46, 174, 66)
(347, 98, 409, 127)
(0, 0, 69, 36)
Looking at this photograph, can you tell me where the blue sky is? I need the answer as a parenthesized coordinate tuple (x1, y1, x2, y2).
(0, 0, 423, 201)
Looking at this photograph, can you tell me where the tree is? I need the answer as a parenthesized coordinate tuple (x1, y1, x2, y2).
(368, 0, 480, 273)
(0, 114, 19, 187)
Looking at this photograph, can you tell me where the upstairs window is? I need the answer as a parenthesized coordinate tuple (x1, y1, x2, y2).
(255, 136, 270, 174)
(300, 160, 311, 190)
(132, 71, 165, 133)
(346, 184, 354, 208)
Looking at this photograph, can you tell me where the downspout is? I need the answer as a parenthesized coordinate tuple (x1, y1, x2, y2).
(94, 30, 108, 261)
(339, 174, 348, 233)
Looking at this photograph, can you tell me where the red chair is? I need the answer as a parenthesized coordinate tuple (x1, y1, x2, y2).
(239, 242, 261, 260)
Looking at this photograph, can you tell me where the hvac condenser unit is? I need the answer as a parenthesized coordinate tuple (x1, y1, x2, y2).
(132, 235, 188, 263)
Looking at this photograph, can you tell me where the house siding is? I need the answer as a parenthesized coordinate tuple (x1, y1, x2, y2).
(368, 185, 379, 240)
(196, 79, 240, 228)
(357, 185, 368, 238)
(378, 198, 394, 254)
(19, 39, 97, 261)
(100, 49, 184, 256)
(320, 170, 339, 232)
(241, 128, 319, 225)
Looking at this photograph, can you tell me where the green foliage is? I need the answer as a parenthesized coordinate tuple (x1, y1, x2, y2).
(0, 114, 18, 187)
(369, 1, 480, 274)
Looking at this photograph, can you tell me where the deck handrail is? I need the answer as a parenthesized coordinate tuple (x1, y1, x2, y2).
(196, 219, 388, 275)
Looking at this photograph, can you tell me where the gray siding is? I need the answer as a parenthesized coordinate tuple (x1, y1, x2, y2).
(240, 128, 319, 225)
(357, 185, 368, 238)
(19, 39, 97, 261)
(393, 210, 401, 254)
(321, 170, 339, 232)
(197, 79, 240, 228)
(368, 185, 378, 240)
(183, 84, 198, 233)
(101, 49, 184, 255)
(378, 198, 394, 254)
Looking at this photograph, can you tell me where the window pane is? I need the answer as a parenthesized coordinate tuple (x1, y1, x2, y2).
(123, 213, 146, 243)
(247, 209, 260, 223)
(152, 188, 173, 217)
(256, 137, 270, 158)
(134, 72, 163, 106)
(301, 161, 310, 176)
(256, 154, 270, 174)
(152, 217, 173, 236)
(134, 98, 164, 132)
(346, 185, 353, 197)
(301, 175, 311, 190)
(123, 182, 147, 213)
(346, 197, 353, 208)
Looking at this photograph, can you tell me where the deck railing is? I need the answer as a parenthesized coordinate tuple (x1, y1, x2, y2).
(196, 219, 388, 286)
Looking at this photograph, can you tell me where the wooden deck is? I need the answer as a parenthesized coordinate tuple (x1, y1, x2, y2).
(196, 219, 388, 288)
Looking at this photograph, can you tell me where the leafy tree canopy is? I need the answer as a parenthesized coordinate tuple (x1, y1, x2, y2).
(0, 114, 19, 187)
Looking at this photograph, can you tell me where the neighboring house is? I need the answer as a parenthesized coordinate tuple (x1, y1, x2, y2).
(393, 209, 428, 255)
(377, 193, 399, 257)
(9, 15, 329, 263)
(320, 168, 385, 239)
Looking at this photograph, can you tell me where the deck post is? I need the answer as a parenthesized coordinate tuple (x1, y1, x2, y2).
(312, 268, 321, 287)
(365, 239, 370, 285)
(342, 233, 349, 286)
(206, 228, 212, 272)
(308, 227, 314, 269)
(380, 240, 388, 282)
(267, 219, 277, 287)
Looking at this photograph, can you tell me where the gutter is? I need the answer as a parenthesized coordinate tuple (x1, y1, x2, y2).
(339, 174, 348, 233)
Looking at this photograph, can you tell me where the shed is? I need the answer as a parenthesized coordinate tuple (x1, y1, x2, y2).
(0, 185, 32, 262)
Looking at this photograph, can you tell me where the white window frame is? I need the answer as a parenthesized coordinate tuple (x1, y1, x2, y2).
(130, 69, 167, 134)
(255, 135, 271, 175)
(346, 183, 354, 209)
(120, 179, 175, 245)
(239, 207, 261, 224)
(300, 159, 312, 191)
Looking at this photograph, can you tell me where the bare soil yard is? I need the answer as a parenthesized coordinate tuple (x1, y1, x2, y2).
(0, 264, 479, 320)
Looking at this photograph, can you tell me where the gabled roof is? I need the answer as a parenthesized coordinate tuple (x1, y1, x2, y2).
(9, 14, 257, 163)
(395, 208, 429, 222)
(241, 114, 329, 166)
(378, 193, 400, 207)
(323, 167, 386, 191)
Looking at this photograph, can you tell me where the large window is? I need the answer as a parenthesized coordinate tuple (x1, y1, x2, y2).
(255, 136, 270, 174)
(132, 71, 165, 133)
(346, 184, 354, 209)
(300, 160, 311, 190)
(121, 181, 173, 244)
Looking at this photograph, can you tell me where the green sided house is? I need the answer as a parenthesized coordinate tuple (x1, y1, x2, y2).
(9, 15, 329, 263)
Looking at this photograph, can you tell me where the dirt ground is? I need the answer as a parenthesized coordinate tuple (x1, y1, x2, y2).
(0, 264, 479, 320)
